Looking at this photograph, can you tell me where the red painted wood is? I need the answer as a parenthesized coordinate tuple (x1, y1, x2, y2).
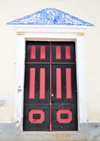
(65, 46, 71, 59)
(30, 45, 36, 59)
(56, 109, 72, 123)
(40, 45, 45, 59)
(50, 42, 52, 131)
(56, 68, 62, 99)
(39, 68, 45, 99)
(29, 68, 35, 99)
(29, 109, 45, 123)
(56, 46, 61, 59)
(49, 42, 52, 131)
(50, 103, 52, 131)
(66, 68, 72, 99)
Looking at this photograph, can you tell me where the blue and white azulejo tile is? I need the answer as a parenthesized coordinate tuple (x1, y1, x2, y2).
(7, 8, 94, 26)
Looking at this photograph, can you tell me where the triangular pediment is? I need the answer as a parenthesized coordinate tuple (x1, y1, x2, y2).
(7, 8, 93, 26)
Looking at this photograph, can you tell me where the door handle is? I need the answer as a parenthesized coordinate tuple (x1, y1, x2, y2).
(51, 94, 54, 103)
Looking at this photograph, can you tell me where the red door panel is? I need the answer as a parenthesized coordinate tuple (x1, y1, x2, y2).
(24, 104, 50, 131)
(26, 41, 50, 63)
(52, 42, 75, 63)
(56, 46, 61, 59)
(52, 64, 77, 104)
(30, 45, 36, 59)
(56, 68, 62, 99)
(56, 109, 72, 123)
(24, 64, 50, 105)
(39, 68, 45, 99)
(52, 104, 77, 131)
(66, 68, 72, 99)
(29, 109, 45, 124)
(29, 68, 35, 99)
(65, 46, 71, 59)
(40, 45, 46, 59)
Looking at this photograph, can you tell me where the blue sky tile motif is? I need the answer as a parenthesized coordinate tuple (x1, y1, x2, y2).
(7, 8, 94, 26)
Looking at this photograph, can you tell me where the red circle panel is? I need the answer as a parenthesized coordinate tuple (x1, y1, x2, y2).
(29, 109, 45, 123)
(56, 109, 72, 123)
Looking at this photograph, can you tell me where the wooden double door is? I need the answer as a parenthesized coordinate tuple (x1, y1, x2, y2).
(23, 41, 77, 131)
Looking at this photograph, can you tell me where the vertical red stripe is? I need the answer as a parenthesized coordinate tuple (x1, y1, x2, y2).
(29, 68, 35, 99)
(30, 45, 36, 59)
(40, 45, 45, 59)
(39, 68, 45, 99)
(65, 46, 71, 59)
(56, 68, 62, 99)
(50, 42, 52, 131)
(66, 68, 72, 99)
(56, 46, 61, 59)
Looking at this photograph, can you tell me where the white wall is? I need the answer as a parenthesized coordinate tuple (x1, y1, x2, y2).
(0, 0, 100, 122)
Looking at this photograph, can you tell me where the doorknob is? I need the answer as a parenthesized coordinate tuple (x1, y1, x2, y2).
(51, 94, 54, 103)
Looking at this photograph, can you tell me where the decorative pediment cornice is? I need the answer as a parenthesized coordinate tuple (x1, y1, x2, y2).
(7, 8, 93, 26)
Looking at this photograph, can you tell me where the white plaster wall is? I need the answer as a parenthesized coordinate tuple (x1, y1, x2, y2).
(0, 0, 100, 122)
